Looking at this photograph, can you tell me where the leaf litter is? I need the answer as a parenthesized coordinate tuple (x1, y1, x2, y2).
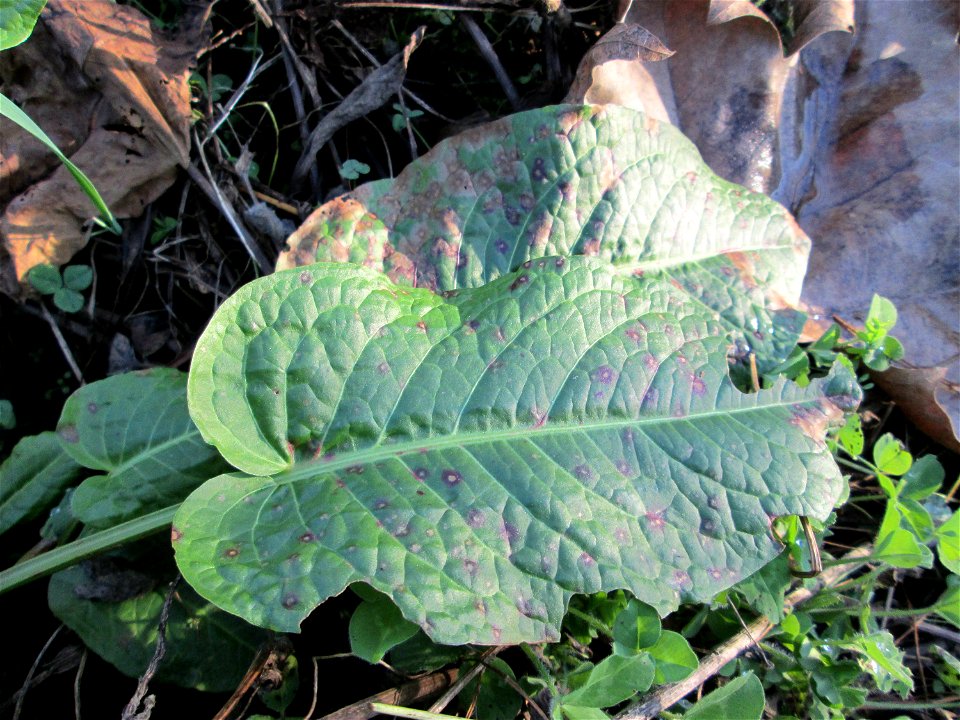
(566, 0, 959, 450)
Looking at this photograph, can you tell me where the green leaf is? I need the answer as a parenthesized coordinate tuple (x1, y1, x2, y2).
(561, 707, 610, 720)
(936, 578, 959, 628)
(53, 287, 84, 313)
(175, 258, 858, 645)
(0, 90, 120, 233)
(0, 398, 15, 429)
(836, 413, 863, 458)
(683, 672, 764, 720)
(0, 0, 47, 51)
(875, 503, 930, 569)
(734, 552, 791, 622)
(647, 630, 698, 684)
(48, 562, 267, 691)
(62, 264, 93, 291)
(461, 657, 521, 720)
(388, 631, 465, 674)
(279, 105, 812, 375)
(872, 434, 912, 477)
(0, 432, 85, 535)
(57, 369, 231, 528)
(563, 654, 655, 708)
(339, 159, 371, 180)
(27, 263, 62, 294)
(936, 510, 959, 574)
(863, 294, 897, 339)
(349, 588, 420, 663)
(840, 631, 913, 698)
(613, 599, 661, 654)
(900, 455, 944, 500)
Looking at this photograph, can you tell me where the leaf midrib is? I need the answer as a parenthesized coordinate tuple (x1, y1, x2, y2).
(270, 387, 821, 485)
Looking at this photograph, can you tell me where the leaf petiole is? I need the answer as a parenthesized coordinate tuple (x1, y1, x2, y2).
(0, 505, 177, 594)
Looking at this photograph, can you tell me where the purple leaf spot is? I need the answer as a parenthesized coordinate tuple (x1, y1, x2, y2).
(616, 459, 631, 476)
(282, 594, 299, 609)
(299, 271, 312, 284)
(466, 509, 485, 528)
(374, 499, 389, 510)
(300, 533, 315, 543)
(86, 402, 98, 414)
(463, 559, 479, 575)
(593, 365, 616, 384)
(645, 510, 666, 530)
(579, 552, 595, 566)
(377, 362, 390, 374)
(346, 465, 365, 474)
(442, 469, 462, 486)
(573, 464, 593, 481)
(413, 467, 429, 481)
(495, 239, 509, 254)
(170, 528, 182, 542)
(509, 274, 529, 291)
(691, 375, 707, 396)
(59, 425, 79, 444)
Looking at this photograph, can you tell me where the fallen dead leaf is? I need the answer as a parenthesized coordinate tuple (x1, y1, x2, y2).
(567, 0, 959, 451)
(292, 26, 425, 184)
(0, 0, 205, 292)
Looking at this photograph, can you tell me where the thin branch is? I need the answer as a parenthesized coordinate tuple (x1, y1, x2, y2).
(187, 147, 271, 273)
(121, 576, 180, 720)
(40, 303, 83, 383)
(617, 545, 874, 720)
(317, 668, 458, 720)
(13, 624, 65, 720)
(428, 646, 502, 713)
(459, 15, 521, 110)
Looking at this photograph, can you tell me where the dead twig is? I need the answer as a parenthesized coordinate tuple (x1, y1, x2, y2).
(213, 636, 295, 720)
(429, 646, 503, 713)
(40, 303, 83, 384)
(293, 28, 426, 184)
(617, 545, 874, 720)
(318, 667, 458, 720)
(459, 15, 521, 110)
(13, 624, 65, 720)
(121, 576, 180, 720)
(187, 147, 271, 273)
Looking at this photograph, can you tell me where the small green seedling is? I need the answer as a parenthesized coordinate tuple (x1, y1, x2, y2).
(27, 263, 93, 313)
(339, 159, 371, 181)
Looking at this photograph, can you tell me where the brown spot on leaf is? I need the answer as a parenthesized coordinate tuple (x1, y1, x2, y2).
(300, 532, 315, 543)
(223, 547, 240, 558)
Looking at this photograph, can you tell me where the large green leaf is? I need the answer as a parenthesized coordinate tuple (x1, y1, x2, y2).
(174, 257, 858, 645)
(56, 369, 231, 528)
(279, 105, 809, 372)
(48, 560, 266, 691)
(0, 0, 47, 51)
(0, 431, 84, 535)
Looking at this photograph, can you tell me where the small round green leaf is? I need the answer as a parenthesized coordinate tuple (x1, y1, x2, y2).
(27, 263, 62, 294)
(613, 599, 661, 654)
(0, 399, 15, 429)
(62, 264, 93, 291)
(872, 433, 912, 477)
(53, 287, 84, 313)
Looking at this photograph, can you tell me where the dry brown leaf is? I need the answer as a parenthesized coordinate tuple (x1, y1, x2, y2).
(567, 0, 958, 451)
(791, 0, 959, 450)
(874, 366, 960, 454)
(0, 0, 203, 290)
